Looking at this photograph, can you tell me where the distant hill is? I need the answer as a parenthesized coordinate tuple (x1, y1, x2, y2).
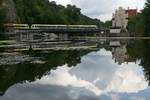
(0, 0, 104, 27)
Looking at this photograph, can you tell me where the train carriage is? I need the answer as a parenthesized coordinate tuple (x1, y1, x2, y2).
(31, 24, 98, 30)
(4, 24, 30, 29)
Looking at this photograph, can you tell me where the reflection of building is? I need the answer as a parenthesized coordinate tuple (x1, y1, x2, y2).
(111, 43, 136, 65)
(112, 45, 127, 64)
(112, 7, 137, 30)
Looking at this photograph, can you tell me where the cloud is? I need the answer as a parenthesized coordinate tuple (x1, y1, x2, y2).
(49, 0, 72, 6)
(0, 83, 110, 100)
(105, 63, 148, 93)
(35, 65, 102, 95)
(1, 83, 150, 100)
(50, 0, 146, 21)
(0, 49, 149, 100)
(34, 49, 148, 96)
(70, 49, 148, 94)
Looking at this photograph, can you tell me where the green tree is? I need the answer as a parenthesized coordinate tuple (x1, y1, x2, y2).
(0, 9, 5, 31)
(104, 20, 112, 28)
(142, 0, 150, 35)
(0, 8, 6, 40)
(13, 0, 103, 26)
(127, 40, 150, 85)
(127, 14, 145, 36)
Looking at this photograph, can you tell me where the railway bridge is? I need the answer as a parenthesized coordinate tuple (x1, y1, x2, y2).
(5, 24, 107, 42)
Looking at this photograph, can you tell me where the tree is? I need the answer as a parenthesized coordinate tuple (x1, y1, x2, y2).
(0, 8, 6, 40)
(127, 0, 150, 36)
(104, 20, 112, 28)
(127, 14, 145, 36)
(0, 5, 6, 30)
(10, 0, 104, 26)
(142, 1, 150, 35)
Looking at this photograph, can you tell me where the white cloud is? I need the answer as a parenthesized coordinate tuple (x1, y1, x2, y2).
(49, 0, 72, 6)
(50, 0, 146, 21)
(34, 49, 148, 96)
(35, 65, 102, 95)
(106, 63, 148, 93)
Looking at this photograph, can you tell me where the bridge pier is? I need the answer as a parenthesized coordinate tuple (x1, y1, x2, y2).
(14, 27, 103, 43)
(58, 33, 68, 41)
(16, 32, 69, 42)
(16, 32, 34, 42)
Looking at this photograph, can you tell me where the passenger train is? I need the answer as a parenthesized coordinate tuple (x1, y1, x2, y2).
(31, 24, 98, 29)
(4, 24, 30, 29)
(5, 24, 98, 30)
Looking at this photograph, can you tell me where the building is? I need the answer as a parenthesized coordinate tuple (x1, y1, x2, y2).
(125, 8, 137, 17)
(112, 7, 128, 30)
(112, 7, 137, 30)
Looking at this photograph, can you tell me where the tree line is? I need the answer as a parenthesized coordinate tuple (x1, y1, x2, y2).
(13, 0, 104, 26)
(127, 0, 150, 36)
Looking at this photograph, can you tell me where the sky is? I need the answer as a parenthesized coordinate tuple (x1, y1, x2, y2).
(49, 0, 146, 22)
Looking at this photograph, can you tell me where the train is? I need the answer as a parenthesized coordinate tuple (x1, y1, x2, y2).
(4, 24, 30, 29)
(31, 24, 98, 29)
(4, 24, 98, 30)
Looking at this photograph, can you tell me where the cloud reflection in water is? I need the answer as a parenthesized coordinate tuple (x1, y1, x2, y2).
(35, 49, 148, 95)
(0, 49, 149, 100)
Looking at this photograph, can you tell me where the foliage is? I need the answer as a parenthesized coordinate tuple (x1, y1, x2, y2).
(127, 0, 150, 36)
(127, 40, 150, 85)
(0, 8, 7, 40)
(103, 20, 112, 28)
(13, 0, 104, 26)
(0, 9, 5, 32)
(142, 1, 150, 35)
(127, 14, 145, 36)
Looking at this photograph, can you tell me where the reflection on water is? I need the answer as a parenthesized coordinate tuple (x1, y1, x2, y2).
(0, 39, 150, 100)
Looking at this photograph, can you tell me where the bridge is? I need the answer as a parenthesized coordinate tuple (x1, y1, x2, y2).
(5, 24, 102, 33)
(5, 24, 107, 42)
(15, 28, 101, 33)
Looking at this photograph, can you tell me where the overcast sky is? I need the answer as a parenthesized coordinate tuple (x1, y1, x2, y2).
(49, 0, 146, 22)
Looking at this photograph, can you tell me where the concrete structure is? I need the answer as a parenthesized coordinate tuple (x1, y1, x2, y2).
(4, 24, 101, 42)
(110, 28, 121, 34)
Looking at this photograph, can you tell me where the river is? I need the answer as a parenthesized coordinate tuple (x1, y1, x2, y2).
(0, 39, 150, 100)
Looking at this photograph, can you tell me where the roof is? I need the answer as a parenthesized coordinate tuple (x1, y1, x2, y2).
(125, 9, 137, 17)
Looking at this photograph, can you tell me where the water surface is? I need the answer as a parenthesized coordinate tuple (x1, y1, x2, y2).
(0, 39, 150, 100)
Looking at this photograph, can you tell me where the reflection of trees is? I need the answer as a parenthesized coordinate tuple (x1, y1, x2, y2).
(127, 40, 150, 85)
(0, 50, 93, 96)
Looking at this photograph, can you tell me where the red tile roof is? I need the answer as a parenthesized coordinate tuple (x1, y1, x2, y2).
(125, 9, 137, 17)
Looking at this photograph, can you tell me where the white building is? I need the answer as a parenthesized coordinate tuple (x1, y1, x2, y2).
(112, 7, 128, 30)
(112, 7, 137, 31)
